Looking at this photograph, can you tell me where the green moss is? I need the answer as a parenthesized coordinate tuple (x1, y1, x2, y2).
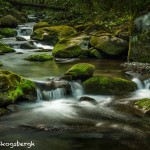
(83, 75, 137, 95)
(33, 21, 50, 31)
(25, 54, 53, 62)
(0, 28, 17, 37)
(0, 70, 36, 106)
(135, 98, 150, 110)
(31, 25, 77, 45)
(0, 34, 4, 39)
(0, 42, 15, 54)
(65, 63, 95, 81)
(0, 108, 9, 116)
(90, 48, 103, 59)
(0, 62, 2, 67)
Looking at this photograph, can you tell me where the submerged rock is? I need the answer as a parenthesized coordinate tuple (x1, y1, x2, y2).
(0, 28, 17, 37)
(25, 54, 53, 62)
(79, 96, 97, 105)
(0, 42, 15, 54)
(0, 70, 36, 107)
(31, 25, 77, 45)
(83, 76, 137, 95)
(52, 34, 90, 58)
(64, 63, 95, 81)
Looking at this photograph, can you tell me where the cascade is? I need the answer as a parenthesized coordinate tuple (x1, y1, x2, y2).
(69, 81, 84, 98)
(132, 77, 150, 89)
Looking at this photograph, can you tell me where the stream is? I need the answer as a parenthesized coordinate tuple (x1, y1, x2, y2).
(0, 21, 150, 150)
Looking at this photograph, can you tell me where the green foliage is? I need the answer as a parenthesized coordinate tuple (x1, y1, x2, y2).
(25, 54, 53, 61)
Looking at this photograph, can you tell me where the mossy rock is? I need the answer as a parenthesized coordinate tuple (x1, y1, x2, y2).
(134, 98, 150, 111)
(33, 21, 50, 31)
(31, 25, 77, 45)
(0, 42, 15, 54)
(89, 47, 103, 59)
(52, 34, 90, 58)
(25, 54, 53, 62)
(0, 70, 36, 106)
(90, 34, 128, 56)
(0, 62, 3, 67)
(0, 34, 4, 39)
(0, 28, 17, 37)
(65, 63, 95, 81)
(83, 76, 137, 95)
(0, 15, 19, 28)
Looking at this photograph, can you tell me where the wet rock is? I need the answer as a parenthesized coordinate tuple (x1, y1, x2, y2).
(64, 63, 95, 81)
(79, 96, 97, 105)
(0, 70, 37, 107)
(20, 42, 37, 49)
(89, 47, 103, 59)
(6, 104, 17, 112)
(34, 79, 71, 94)
(83, 75, 137, 95)
(0, 108, 9, 116)
(16, 36, 27, 41)
(25, 54, 53, 62)
(52, 34, 90, 58)
(0, 62, 3, 67)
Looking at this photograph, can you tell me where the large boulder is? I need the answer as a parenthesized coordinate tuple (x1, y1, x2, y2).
(0, 15, 19, 28)
(25, 54, 53, 62)
(31, 25, 77, 45)
(52, 34, 90, 58)
(0, 42, 15, 54)
(90, 34, 128, 56)
(64, 63, 95, 81)
(0, 28, 17, 37)
(0, 70, 36, 106)
(83, 76, 137, 95)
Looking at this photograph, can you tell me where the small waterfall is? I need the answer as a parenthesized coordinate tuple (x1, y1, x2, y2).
(132, 77, 150, 89)
(70, 81, 84, 98)
(132, 78, 144, 89)
(36, 88, 66, 101)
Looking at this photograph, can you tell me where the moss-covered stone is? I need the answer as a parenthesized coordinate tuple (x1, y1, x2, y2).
(0, 15, 19, 28)
(0, 108, 9, 116)
(0, 28, 17, 37)
(0, 70, 36, 106)
(25, 54, 53, 62)
(90, 48, 103, 59)
(134, 98, 150, 111)
(52, 34, 90, 58)
(0, 42, 15, 54)
(65, 63, 95, 81)
(0, 34, 4, 39)
(33, 21, 50, 31)
(0, 62, 3, 67)
(31, 25, 77, 45)
(83, 76, 137, 95)
(90, 34, 128, 56)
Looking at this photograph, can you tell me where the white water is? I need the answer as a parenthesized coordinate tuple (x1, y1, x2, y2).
(132, 78, 144, 89)
(34, 42, 54, 50)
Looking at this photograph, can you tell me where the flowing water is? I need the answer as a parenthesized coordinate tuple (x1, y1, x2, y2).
(0, 22, 150, 150)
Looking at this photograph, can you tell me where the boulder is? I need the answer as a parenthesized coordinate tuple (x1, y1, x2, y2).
(90, 34, 128, 56)
(79, 96, 97, 105)
(20, 42, 37, 49)
(0, 42, 15, 54)
(25, 54, 53, 62)
(52, 34, 90, 58)
(89, 47, 103, 59)
(0, 70, 36, 107)
(31, 25, 77, 45)
(15, 36, 27, 41)
(64, 63, 95, 81)
(0, 28, 17, 37)
(33, 21, 50, 31)
(0, 15, 19, 28)
(83, 76, 137, 95)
